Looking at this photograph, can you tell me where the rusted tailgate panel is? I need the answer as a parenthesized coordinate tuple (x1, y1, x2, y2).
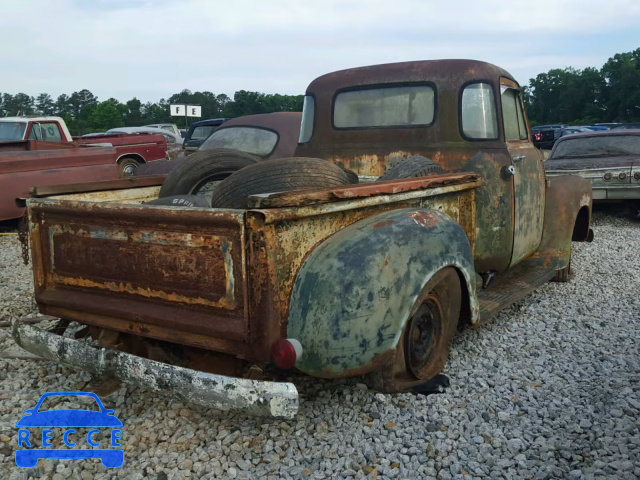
(29, 199, 249, 349)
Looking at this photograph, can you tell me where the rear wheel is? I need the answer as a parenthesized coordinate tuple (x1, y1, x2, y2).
(118, 157, 141, 177)
(551, 251, 572, 282)
(370, 267, 461, 392)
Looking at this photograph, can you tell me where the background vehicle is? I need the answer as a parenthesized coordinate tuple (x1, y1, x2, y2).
(0, 127, 168, 220)
(182, 118, 226, 153)
(555, 126, 593, 138)
(0, 141, 119, 221)
(144, 123, 181, 137)
(0, 116, 73, 142)
(531, 124, 565, 149)
(611, 123, 640, 130)
(106, 126, 183, 146)
(545, 129, 640, 202)
(14, 60, 592, 418)
(134, 112, 302, 178)
(0, 116, 169, 174)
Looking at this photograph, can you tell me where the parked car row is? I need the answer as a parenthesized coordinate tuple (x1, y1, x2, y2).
(531, 122, 640, 149)
(545, 129, 640, 206)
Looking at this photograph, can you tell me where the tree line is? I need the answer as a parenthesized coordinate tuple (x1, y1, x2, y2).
(1, 48, 638, 134)
(0, 89, 304, 136)
(522, 48, 639, 126)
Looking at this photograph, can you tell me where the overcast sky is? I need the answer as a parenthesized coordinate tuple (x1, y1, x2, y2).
(1, 0, 639, 103)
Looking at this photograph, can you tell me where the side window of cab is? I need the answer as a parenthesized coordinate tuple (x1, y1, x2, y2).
(460, 83, 498, 140)
(29, 123, 63, 142)
(500, 85, 528, 141)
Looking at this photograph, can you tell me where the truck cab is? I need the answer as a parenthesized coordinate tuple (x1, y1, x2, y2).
(296, 60, 546, 272)
(0, 116, 73, 142)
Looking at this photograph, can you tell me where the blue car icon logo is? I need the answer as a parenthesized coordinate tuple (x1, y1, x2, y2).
(15, 391, 123, 468)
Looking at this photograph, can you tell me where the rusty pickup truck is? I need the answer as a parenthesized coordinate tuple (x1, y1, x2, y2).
(13, 60, 593, 419)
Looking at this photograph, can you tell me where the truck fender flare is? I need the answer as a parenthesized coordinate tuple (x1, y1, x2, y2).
(115, 153, 146, 165)
(286, 208, 479, 378)
(532, 175, 593, 269)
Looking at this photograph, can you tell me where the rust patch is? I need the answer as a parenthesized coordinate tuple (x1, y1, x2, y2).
(409, 211, 440, 228)
(373, 220, 394, 229)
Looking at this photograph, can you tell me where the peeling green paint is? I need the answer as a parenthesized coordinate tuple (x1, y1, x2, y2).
(287, 208, 477, 377)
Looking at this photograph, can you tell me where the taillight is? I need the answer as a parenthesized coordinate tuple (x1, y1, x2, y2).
(271, 338, 303, 369)
(535, 133, 541, 141)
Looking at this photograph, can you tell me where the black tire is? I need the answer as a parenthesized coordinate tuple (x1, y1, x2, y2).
(135, 159, 176, 177)
(338, 164, 359, 184)
(370, 267, 461, 393)
(118, 157, 141, 177)
(378, 155, 443, 181)
(158, 149, 259, 199)
(144, 195, 210, 208)
(210, 157, 351, 209)
(551, 252, 572, 282)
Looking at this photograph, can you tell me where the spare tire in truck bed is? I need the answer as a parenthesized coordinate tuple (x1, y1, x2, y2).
(158, 148, 259, 199)
(210, 157, 352, 209)
(378, 155, 443, 181)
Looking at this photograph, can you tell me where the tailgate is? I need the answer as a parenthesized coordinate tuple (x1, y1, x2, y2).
(28, 198, 249, 353)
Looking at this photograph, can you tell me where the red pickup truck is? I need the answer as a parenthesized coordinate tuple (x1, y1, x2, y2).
(0, 116, 168, 175)
(0, 117, 169, 221)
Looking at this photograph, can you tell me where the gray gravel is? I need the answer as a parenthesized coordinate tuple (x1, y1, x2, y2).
(0, 210, 639, 480)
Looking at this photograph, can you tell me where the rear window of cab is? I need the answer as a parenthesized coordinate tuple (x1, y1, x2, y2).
(332, 84, 436, 129)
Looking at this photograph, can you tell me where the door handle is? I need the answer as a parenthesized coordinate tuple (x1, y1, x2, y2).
(512, 155, 526, 162)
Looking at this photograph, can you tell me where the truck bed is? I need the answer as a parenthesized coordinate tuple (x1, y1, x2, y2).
(26, 172, 481, 363)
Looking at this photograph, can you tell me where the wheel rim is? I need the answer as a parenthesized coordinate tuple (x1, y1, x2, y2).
(406, 297, 443, 377)
(122, 163, 137, 176)
(190, 174, 229, 203)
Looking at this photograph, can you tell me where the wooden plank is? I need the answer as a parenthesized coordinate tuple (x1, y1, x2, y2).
(248, 172, 481, 208)
(29, 175, 166, 197)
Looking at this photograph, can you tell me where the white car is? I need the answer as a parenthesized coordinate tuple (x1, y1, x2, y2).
(144, 123, 181, 138)
(106, 127, 183, 146)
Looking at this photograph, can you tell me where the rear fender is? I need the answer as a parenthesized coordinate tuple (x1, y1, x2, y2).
(529, 175, 593, 269)
(286, 208, 478, 378)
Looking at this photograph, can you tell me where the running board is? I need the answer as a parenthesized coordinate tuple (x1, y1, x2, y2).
(477, 262, 556, 322)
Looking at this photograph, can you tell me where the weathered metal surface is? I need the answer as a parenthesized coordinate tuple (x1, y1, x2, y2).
(21, 59, 594, 398)
(285, 208, 477, 377)
(29, 176, 165, 197)
(527, 175, 592, 270)
(12, 320, 298, 419)
(249, 180, 480, 225)
(46, 186, 162, 205)
(28, 199, 250, 354)
(249, 188, 478, 360)
(0, 140, 77, 152)
(247, 172, 480, 208)
(0, 147, 119, 221)
(507, 139, 545, 266)
(295, 60, 528, 273)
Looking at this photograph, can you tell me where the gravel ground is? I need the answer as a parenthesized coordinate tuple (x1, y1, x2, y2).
(0, 210, 638, 480)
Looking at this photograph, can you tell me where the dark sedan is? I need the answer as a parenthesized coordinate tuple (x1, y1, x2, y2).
(182, 118, 227, 153)
(545, 130, 640, 201)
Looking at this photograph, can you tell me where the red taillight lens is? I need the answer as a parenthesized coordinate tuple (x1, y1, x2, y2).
(535, 133, 541, 141)
(271, 339, 302, 369)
